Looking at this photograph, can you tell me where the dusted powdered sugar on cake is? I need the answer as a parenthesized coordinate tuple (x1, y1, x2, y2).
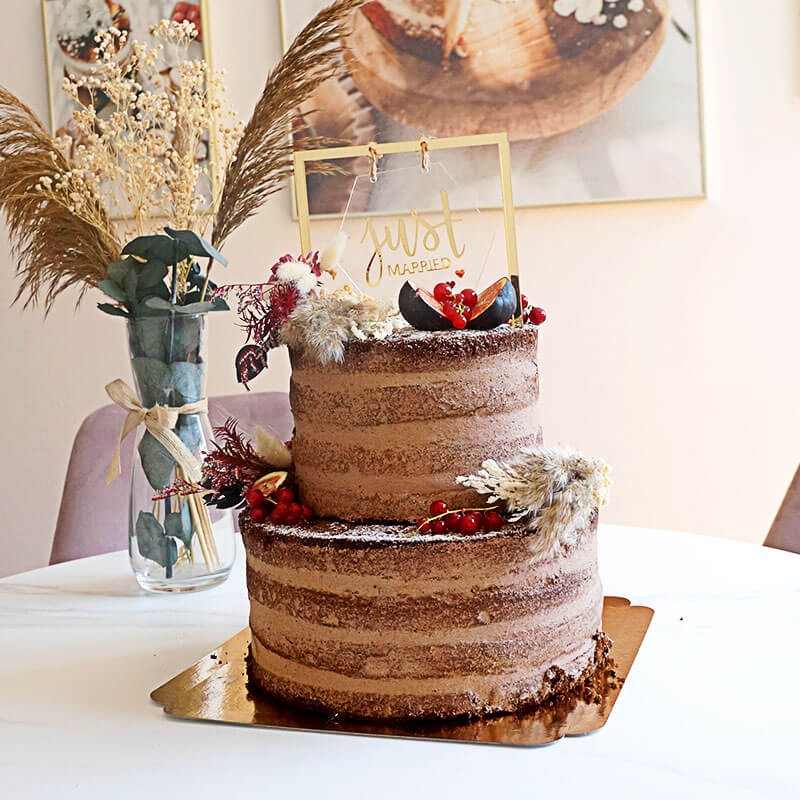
(242, 514, 604, 720)
(289, 325, 542, 524)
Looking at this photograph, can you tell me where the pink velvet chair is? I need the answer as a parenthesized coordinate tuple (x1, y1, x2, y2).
(49, 392, 293, 565)
(764, 465, 800, 555)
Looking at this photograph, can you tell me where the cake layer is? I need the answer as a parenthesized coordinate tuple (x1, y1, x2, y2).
(241, 514, 604, 720)
(290, 325, 541, 523)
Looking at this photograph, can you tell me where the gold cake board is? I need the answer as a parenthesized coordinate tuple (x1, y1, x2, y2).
(151, 597, 653, 747)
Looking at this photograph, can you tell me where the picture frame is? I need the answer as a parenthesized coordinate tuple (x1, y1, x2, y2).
(280, 0, 707, 217)
(293, 133, 522, 301)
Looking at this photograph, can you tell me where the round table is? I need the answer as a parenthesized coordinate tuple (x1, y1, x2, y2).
(1, 525, 798, 799)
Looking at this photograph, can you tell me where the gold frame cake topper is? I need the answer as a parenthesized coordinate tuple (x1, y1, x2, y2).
(293, 133, 521, 291)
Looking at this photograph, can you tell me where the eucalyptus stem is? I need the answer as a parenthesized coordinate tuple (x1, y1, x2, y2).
(165, 238, 179, 583)
(200, 256, 214, 302)
(170, 239, 179, 305)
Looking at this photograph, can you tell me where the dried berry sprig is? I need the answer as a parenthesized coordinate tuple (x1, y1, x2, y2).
(152, 478, 207, 502)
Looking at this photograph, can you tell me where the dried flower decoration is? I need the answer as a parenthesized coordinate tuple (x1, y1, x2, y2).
(1, 1, 369, 313)
(457, 446, 612, 558)
(253, 426, 293, 470)
(201, 418, 273, 497)
(320, 230, 349, 272)
(154, 417, 293, 512)
(281, 287, 406, 365)
(213, 253, 323, 387)
(55, 22, 243, 240)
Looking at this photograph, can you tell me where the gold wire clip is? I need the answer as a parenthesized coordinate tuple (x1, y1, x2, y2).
(367, 143, 381, 183)
(420, 138, 431, 174)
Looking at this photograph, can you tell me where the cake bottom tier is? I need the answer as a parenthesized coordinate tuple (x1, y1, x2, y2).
(241, 515, 606, 720)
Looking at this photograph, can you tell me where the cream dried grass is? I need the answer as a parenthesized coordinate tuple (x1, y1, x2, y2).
(281, 288, 405, 364)
(0, 86, 120, 311)
(212, 0, 365, 248)
(457, 445, 612, 558)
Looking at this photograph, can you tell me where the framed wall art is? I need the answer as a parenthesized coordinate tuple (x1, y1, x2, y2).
(280, 0, 706, 217)
(41, 0, 214, 214)
(294, 134, 522, 303)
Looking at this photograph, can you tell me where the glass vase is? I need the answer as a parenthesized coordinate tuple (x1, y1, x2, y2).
(127, 313, 235, 593)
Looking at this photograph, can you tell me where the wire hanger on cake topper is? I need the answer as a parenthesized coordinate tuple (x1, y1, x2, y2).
(420, 138, 431, 174)
(367, 143, 382, 184)
(293, 133, 523, 310)
(367, 138, 431, 184)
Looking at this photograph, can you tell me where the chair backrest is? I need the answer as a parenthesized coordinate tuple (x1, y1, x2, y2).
(764, 465, 800, 555)
(49, 392, 293, 565)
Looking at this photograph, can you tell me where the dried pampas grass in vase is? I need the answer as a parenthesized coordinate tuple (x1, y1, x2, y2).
(212, 0, 366, 249)
(0, 87, 120, 311)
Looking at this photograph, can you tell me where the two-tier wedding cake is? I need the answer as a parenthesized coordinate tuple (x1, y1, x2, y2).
(225, 273, 611, 720)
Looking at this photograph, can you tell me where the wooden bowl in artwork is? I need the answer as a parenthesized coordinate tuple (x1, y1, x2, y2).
(344, 0, 671, 140)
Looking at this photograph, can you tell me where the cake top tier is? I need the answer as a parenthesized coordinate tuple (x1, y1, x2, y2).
(290, 323, 538, 372)
(289, 322, 542, 524)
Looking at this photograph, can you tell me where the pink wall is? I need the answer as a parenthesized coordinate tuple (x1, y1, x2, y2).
(1, 0, 798, 576)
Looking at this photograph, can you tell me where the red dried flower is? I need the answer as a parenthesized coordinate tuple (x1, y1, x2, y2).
(215, 252, 321, 387)
(201, 418, 270, 494)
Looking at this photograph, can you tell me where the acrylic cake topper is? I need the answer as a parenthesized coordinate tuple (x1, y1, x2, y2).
(293, 133, 522, 305)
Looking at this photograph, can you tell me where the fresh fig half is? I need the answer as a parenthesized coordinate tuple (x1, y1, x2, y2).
(468, 278, 518, 330)
(252, 471, 288, 496)
(398, 281, 451, 331)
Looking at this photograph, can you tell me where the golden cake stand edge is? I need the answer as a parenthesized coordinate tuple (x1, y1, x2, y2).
(151, 596, 653, 747)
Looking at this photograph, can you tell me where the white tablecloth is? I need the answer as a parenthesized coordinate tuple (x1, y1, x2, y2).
(1, 525, 798, 799)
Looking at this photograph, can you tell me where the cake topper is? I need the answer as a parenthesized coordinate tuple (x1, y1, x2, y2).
(293, 133, 522, 306)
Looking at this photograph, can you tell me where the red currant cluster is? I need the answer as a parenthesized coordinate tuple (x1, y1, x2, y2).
(417, 500, 506, 535)
(171, 3, 203, 39)
(433, 282, 479, 330)
(245, 486, 314, 526)
(521, 295, 546, 326)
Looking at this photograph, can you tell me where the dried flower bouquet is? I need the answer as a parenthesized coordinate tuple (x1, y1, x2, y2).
(0, 1, 367, 584)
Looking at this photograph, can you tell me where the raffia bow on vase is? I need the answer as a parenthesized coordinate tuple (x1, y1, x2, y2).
(105, 379, 207, 485)
(105, 378, 222, 576)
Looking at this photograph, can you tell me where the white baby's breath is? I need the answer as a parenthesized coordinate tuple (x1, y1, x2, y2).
(43, 23, 243, 241)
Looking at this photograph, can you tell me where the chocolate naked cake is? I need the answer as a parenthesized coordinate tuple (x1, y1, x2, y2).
(226, 290, 612, 719)
(241, 509, 604, 720)
(289, 325, 542, 523)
